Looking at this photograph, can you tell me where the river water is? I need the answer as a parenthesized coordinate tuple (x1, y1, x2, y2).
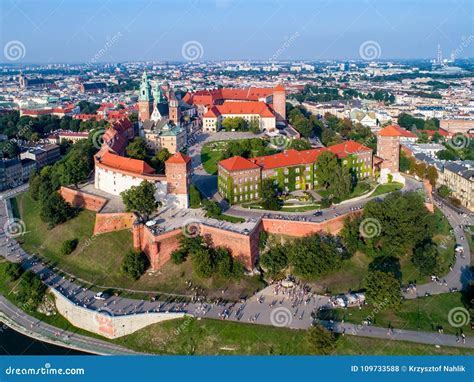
(0, 322, 87, 355)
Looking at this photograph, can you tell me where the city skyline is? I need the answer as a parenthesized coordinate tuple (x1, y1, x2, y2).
(1, 0, 473, 64)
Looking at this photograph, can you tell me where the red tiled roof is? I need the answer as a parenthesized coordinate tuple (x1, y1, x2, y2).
(327, 140, 372, 158)
(219, 140, 372, 172)
(204, 101, 274, 118)
(378, 124, 416, 138)
(166, 152, 191, 164)
(250, 148, 325, 170)
(418, 128, 450, 137)
(74, 113, 103, 121)
(219, 156, 260, 172)
(185, 86, 278, 106)
(98, 150, 155, 175)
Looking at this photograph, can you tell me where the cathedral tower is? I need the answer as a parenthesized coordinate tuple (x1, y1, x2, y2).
(138, 71, 154, 122)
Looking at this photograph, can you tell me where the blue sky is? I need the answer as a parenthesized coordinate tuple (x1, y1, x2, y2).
(1, 0, 472, 63)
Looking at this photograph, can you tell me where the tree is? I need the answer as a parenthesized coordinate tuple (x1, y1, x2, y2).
(260, 244, 288, 276)
(189, 185, 202, 208)
(171, 248, 188, 264)
(412, 240, 439, 276)
(249, 118, 260, 134)
(40, 193, 75, 228)
(16, 271, 47, 311)
(192, 247, 214, 278)
(315, 151, 338, 189)
(261, 179, 281, 210)
(426, 166, 438, 187)
(121, 180, 158, 220)
(61, 238, 79, 255)
(306, 324, 337, 355)
(288, 234, 345, 280)
(361, 192, 435, 257)
(5, 262, 23, 281)
(340, 216, 363, 254)
(290, 138, 312, 151)
(327, 164, 352, 201)
(151, 148, 171, 173)
(0, 141, 19, 159)
(121, 251, 149, 280)
(414, 162, 427, 179)
(126, 137, 148, 160)
(437, 185, 451, 199)
(436, 149, 458, 161)
(221, 117, 248, 132)
(364, 270, 401, 309)
(202, 199, 222, 217)
(399, 150, 411, 173)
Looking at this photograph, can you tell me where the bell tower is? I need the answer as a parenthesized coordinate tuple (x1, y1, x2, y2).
(138, 71, 154, 122)
(168, 88, 180, 124)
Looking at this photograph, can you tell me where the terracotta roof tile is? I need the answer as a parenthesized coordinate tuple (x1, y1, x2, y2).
(97, 150, 155, 175)
(219, 156, 260, 172)
(166, 152, 191, 164)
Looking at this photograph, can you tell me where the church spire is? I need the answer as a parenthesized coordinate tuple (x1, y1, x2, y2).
(139, 70, 153, 102)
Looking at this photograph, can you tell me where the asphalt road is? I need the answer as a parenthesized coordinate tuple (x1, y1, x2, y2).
(0, 296, 139, 355)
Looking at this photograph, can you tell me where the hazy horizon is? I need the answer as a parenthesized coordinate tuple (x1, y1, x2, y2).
(1, 0, 473, 64)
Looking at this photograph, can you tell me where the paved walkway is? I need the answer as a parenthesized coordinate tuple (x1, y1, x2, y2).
(320, 320, 474, 349)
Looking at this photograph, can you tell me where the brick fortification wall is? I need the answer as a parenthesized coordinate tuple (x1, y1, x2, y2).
(133, 213, 360, 271)
(133, 223, 259, 271)
(261, 212, 360, 237)
(60, 186, 108, 212)
(93, 212, 136, 235)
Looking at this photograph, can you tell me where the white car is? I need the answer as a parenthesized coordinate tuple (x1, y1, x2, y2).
(94, 292, 108, 301)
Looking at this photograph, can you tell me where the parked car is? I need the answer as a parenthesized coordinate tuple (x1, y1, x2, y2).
(94, 292, 108, 301)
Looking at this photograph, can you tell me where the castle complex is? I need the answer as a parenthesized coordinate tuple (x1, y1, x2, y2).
(218, 140, 373, 204)
(184, 85, 286, 132)
(137, 72, 195, 154)
(93, 117, 192, 209)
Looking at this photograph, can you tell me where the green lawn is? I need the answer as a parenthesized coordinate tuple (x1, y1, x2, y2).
(371, 182, 404, 197)
(114, 316, 473, 355)
(201, 142, 225, 175)
(318, 292, 472, 336)
(200, 139, 278, 175)
(281, 204, 321, 212)
(15, 192, 263, 300)
(349, 181, 373, 198)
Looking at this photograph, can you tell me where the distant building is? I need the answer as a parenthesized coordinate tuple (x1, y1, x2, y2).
(137, 72, 190, 154)
(20, 158, 36, 181)
(0, 159, 23, 190)
(79, 82, 107, 93)
(185, 85, 286, 132)
(48, 131, 90, 144)
(19, 74, 54, 89)
(20, 144, 60, 169)
(101, 118, 135, 156)
(440, 119, 474, 134)
(438, 162, 474, 211)
(202, 101, 276, 132)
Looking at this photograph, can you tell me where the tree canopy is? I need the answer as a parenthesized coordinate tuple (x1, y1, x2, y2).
(120, 180, 158, 220)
